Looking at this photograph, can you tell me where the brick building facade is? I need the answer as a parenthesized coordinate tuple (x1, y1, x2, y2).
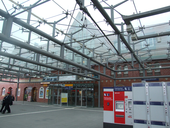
(0, 59, 170, 107)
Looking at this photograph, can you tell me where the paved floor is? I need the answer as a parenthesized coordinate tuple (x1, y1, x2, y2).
(0, 101, 103, 128)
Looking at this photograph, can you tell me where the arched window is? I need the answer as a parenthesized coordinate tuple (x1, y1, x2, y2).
(2, 87, 5, 96)
(123, 65, 128, 76)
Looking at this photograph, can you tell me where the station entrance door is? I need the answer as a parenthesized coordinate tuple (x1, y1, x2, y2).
(76, 88, 86, 106)
(48, 83, 96, 107)
(53, 87, 62, 105)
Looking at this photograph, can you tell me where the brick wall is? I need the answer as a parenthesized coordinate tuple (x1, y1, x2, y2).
(0, 82, 48, 103)
(0, 59, 170, 107)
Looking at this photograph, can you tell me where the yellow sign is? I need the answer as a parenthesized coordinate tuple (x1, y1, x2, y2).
(43, 84, 48, 86)
(65, 84, 73, 87)
(61, 93, 68, 103)
(61, 98, 67, 103)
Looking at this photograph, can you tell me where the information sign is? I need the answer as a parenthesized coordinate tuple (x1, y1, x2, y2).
(61, 93, 68, 103)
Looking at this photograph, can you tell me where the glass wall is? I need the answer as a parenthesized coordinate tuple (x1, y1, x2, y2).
(48, 83, 98, 107)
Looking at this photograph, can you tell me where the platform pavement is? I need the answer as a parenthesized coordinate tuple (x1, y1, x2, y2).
(0, 101, 103, 128)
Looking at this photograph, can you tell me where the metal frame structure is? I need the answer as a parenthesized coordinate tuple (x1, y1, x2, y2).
(0, 0, 170, 84)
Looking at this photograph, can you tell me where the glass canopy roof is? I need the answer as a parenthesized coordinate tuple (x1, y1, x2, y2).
(0, 0, 170, 80)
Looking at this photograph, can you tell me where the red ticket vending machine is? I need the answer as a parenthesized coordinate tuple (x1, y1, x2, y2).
(103, 87, 133, 128)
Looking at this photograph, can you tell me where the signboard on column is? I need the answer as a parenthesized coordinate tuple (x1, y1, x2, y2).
(17, 88, 20, 96)
(61, 93, 68, 103)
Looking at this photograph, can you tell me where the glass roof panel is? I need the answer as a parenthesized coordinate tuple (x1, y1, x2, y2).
(0, 0, 170, 79)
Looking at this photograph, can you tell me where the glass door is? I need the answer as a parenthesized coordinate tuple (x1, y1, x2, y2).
(57, 88, 61, 105)
(76, 88, 87, 106)
(82, 88, 86, 106)
(76, 88, 81, 106)
(87, 88, 94, 107)
(53, 87, 58, 104)
(68, 90, 75, 106)
(53, 88, 61, 105)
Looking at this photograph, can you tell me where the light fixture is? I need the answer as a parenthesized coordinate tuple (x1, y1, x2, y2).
(131, 33, 138, 41)
(126, 24, 134, 33)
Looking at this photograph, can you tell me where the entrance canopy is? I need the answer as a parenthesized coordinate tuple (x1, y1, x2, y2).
(0, 0, 170, 82)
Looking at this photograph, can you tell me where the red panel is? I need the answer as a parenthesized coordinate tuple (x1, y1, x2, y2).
(114, 91, 124, 100)
(103, 91, 113, 111)
(124, 96, 128, 98)
(114, 111, 125, 124)
(114, 91, 125, 124)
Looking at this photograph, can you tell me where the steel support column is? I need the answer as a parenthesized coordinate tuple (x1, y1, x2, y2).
(16, 73, 20, 101)
(98, 76, 100, 107)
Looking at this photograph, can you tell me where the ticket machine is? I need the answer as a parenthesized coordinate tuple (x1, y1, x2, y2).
(103, 87, 133, 128)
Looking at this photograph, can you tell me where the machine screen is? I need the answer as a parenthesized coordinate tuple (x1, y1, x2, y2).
(115, 101, 124, 111)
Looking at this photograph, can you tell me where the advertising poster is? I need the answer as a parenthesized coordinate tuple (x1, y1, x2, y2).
(45, 87, 50, 99)
(17, 88, 20, 96)
(103, 91, 113, 111)
(39, 87, 44, 98)
(61, 93, 68, 103)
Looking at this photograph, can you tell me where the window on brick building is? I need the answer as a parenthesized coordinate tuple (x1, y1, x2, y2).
(147, 63, 153, 76)
(2, 87, 5, 96)
(111, 66, 115, 76)
(123, 65, 128, 76)
(154, 62, 161, 75)
(117, 65, 121, 77)
(139, 69, 144, 76)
